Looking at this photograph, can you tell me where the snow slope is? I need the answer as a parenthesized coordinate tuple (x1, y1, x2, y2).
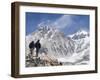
(26, 25, 90, 65)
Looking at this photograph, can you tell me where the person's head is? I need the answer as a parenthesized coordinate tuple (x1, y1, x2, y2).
(37, 40, 40, 42)
(32, 41, 34, 43)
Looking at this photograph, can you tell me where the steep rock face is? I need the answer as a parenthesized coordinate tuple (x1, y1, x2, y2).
(26, 26, 90, 65)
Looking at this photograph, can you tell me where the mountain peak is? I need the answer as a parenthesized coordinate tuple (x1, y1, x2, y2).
(68, 29, 89, 40)
(76, 29, 88, 35)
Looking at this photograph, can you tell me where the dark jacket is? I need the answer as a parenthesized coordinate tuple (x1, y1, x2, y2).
(29, 41, 34, 49)
(35, 40, 41, 49)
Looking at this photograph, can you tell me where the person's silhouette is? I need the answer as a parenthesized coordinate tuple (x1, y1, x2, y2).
(35, 40, 41, 57)
(29, 41, 35, 56)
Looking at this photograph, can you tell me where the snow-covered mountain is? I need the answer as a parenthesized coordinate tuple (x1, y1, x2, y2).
(68, 29, 89, 39)
(26, 26, 90, 65)
(65, 29, 90, 65)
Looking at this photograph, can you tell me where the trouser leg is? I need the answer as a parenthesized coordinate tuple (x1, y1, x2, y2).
(30, 48, 34, 58)
(36, 49, 39, 57)
(30, 49, 32, 55)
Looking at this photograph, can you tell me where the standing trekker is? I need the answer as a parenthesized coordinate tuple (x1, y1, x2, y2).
(29, 41, 35, 57)
(35, 40, 41, 57)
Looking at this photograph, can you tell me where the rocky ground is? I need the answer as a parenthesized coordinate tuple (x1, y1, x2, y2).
(26, 53, 62, 67)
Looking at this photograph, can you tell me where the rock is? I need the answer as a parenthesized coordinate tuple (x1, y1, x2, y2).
(26, 53, 62, 67)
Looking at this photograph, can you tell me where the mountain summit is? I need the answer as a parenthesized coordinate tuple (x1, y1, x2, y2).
(69, 29, 89, 40)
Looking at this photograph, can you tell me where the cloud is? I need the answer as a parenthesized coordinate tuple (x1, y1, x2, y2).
(37, 15, 74, 30)
(37, 14, 89, 34)
(53, 15, 74, 29)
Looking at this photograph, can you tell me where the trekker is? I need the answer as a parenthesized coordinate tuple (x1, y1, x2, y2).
(29, 41, 35, 56)
(35, 40, 41, 57)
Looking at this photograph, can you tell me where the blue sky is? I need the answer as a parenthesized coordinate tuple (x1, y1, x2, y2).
(26, 12, 89, 35)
